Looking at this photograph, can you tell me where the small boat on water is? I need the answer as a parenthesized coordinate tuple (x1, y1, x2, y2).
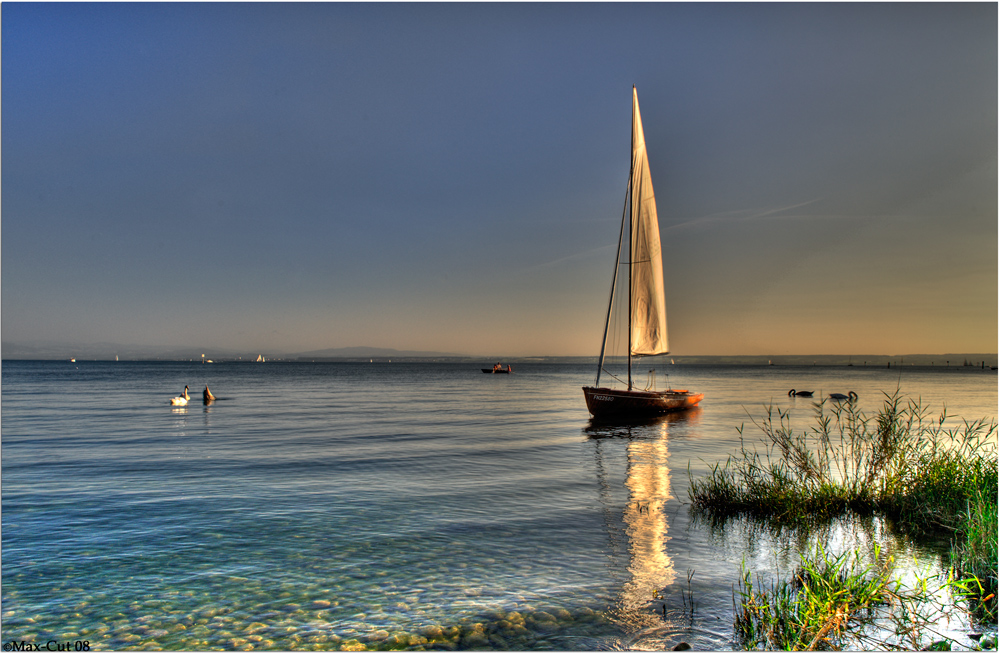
(482, 364, 512, 374)
(582, 88, 703, 419)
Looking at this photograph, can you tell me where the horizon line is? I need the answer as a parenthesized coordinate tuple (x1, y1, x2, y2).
(4, 352, 997, 362)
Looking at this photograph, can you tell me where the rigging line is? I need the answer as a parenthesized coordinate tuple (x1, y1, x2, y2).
(595, 152, 634, 388)
(601, 369, 627, 386)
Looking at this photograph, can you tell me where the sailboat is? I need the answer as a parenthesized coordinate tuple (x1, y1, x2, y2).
(582, 88, 704, 419)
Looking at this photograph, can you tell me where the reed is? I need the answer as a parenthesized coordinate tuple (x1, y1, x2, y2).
(689, 390, 997, 532)
(735, 543, 998, 651)
(951, 485, 999, 623)
(691, 389, 998, 637)
(734, 544, 900, 650)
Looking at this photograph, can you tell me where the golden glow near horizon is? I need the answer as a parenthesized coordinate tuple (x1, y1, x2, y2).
(2, 4, 994, 358)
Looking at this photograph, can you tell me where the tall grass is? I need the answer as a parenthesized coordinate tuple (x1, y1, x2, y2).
(735, 543, 995, 651)
(689, 390, 997, 532)
(951, 485, 999, 623)
(736, 544, 905, 650)
(690, 389, 999, 639)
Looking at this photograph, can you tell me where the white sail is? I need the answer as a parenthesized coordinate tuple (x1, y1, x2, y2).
(629, 88, 669, 356)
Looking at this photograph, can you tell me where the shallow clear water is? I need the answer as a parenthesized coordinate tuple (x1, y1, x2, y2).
(2, 361, 996, 650)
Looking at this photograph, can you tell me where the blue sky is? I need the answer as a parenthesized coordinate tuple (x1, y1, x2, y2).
(3, 3, 996, 357)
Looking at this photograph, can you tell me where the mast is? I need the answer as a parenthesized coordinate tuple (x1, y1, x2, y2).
(627, 85, 635, 391)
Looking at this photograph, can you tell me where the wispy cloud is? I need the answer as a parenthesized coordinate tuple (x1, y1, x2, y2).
(525, 200, 826, 272)
(521, 244, 618, 274)
(664, 199, 825, 232)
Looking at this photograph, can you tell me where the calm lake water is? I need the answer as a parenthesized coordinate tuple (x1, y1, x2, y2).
(2, 361, 996, 650)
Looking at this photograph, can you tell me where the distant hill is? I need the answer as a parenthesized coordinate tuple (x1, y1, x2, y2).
(290, 346, 466, 361)
(2, 341, 995, 367)
(660, 354, 998, 367)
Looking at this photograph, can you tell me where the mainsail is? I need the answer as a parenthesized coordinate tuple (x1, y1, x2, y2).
(629, 88, 669, 356)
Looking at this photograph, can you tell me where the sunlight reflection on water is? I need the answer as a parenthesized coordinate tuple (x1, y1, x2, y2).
(1, 361, 995, 650)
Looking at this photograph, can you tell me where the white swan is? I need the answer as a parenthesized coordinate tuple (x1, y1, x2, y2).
(170, 385, 190, 406)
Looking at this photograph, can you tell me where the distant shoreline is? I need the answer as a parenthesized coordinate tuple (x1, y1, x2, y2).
(4, 354, 997, 368)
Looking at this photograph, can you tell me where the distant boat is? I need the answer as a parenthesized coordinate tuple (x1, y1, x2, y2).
(483, 364, 512, 374)
(582, 88, 703, 419)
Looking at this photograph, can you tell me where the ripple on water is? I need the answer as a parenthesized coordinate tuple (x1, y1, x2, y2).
(5, 362, 995, 650)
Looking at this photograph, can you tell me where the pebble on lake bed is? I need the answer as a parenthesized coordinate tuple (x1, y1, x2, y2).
(1, 591, 616, 652)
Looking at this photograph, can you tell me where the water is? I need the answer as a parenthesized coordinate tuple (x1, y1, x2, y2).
(2, 361, 996, 650)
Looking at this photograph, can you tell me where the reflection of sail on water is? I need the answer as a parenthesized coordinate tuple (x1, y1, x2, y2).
(590, 418, 674, 630)
(622, 425, 674, 616)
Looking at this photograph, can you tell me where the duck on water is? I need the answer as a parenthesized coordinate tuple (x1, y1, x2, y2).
(171, 385, 220, 406)
(787, 389, 855, 401)
(170, 386, 190, 406)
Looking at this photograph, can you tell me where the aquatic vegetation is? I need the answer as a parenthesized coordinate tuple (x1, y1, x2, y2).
(690, 390, 997, 532)
(690, 389, 999, 642)
(951, 486, 999, 624)
(736, 544, 894, 650)
(735, 544, 992, 651)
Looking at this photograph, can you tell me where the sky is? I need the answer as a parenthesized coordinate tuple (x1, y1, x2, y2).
(2, 2, 996, 358)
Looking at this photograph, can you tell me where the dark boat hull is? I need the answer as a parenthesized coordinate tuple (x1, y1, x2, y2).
(482, 369, 510, 374)
(582, 386, 703, 418)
